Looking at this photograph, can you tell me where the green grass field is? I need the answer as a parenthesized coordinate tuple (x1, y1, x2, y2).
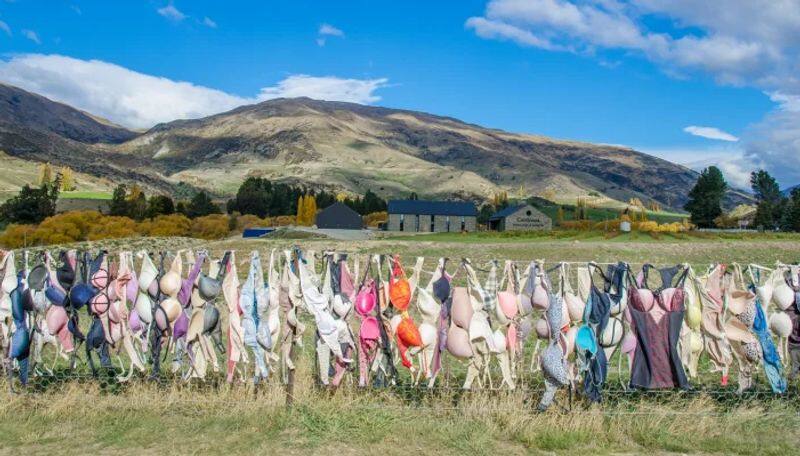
(59, 191, 113, 200)
(2, 234, 800, 454)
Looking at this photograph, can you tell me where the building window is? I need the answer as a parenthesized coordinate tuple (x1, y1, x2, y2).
(415, 215, 420, 232)
(430, 217, 435, 232)
(446, 216, 451, 232)
(399, 214, 404, 231)
(461, 216, 466, 231)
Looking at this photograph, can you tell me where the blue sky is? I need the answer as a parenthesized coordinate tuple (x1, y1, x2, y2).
(0, 1, 798, 188)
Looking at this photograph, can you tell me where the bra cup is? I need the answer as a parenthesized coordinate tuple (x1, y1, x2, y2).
(769, 312, 792, 338)
(517, 294, 533, 316)
(46, 305, 68, 334)
(416, 288, 439, 321)
(418, 322, 437, 346)
(686, 304, 702, 330)
(354, 286, 376, 316)
(469, 314, 493, 343)
(494, 304, 511, 326)
(600, 317, 624, 347)
(161, 297, 182, 322)
(332, 294, 351, 319)
(772, 283, 794, 311)
(725, 319, 756, 344)
(565, 292, 585, 322)
(560, 299, 570, 329)
(397, 317, 422, 347)
(491, 329, 507, 353)
(451, 287, 473, 329)
(446, 325, 473, 359)
(621, 331, 637, 354)
(534, 318, 550, 339)
(756, 284, 773, 308)
(497, 291, 518, 320)
(727, 290, 755, 316)
(134, 291, 153, 324)
(359, 316, 381, 341)
(126, 276, 139, 303)
(160, 272, 181, 297)
(532, 285, 549, 310)
(147, 280, 159, 299)
(518, 316, 533, 341)
(563, 326, 577, 357)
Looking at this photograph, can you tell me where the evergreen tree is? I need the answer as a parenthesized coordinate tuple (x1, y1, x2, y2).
(684, 166, 727, 228)
(750, 170, 785, 230)
(127, 185, 148, 221)
(477, 204, 495, 226)
(186, 191, 220, 218)
(0, 176, 60, 224)
(147, 194, 175, 218)
(231, 177, 272, 217)
(783, 188, 800, 232)
(109, 184, 129, 217)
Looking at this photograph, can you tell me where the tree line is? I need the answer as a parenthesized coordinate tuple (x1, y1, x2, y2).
(684, 166, 800, 231)
(225, 177, 386, 219)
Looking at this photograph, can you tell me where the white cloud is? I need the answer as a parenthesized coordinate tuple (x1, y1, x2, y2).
(22, 29, 40, 44)
(257, 74, 388, 104)
(70, 5, 82, 15)
(0, 21, 10, 37)
(319, 23, 344, 37)
(202, 17, 217, 28)
(683, 126, 739, 142)
(641, 145, 755, 189)
(0, 54, 390, 129)
(467, 0, 800, 186)
(317, 23, 344, 46)
(157, 3, 186, 22)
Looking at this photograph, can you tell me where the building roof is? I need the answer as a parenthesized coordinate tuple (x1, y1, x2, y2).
(387, 200, 477, 216)
(489, 204, 532, 221)
(315, 202, 363, 229)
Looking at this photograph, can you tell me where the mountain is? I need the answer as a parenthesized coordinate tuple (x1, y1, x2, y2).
(0, 84, 178, 193)
(0, 84, 751, 209)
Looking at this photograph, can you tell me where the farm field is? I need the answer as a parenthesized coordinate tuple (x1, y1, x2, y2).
(2, 234, 800, 455)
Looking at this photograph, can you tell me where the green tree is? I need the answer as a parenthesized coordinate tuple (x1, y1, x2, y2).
(186, 191, 220, 218)
(0, 177, 60, 224)
(684, 166, 727, 228)
(109, 184, 129, 217)
(147, 194, 175, 218)
(477, 204, 495, 226)
(750, 170, 785, 230)
(230, 177, 272, 217)
(782, 188, 800, 232)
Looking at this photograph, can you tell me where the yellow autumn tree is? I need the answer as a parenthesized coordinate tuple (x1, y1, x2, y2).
(38, 162, 53, 186)
(304, 195, 317, 226)
(296, 195, 306, 225)
(60, 166, 76, 191)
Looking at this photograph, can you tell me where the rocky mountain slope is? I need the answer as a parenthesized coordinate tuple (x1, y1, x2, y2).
(0, 83, 751, 209)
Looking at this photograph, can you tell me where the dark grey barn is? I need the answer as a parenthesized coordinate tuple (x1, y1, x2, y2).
(315, 202, 363, 229)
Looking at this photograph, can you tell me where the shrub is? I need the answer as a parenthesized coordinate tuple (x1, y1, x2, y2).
(88, 216, 138, 241)
(190, 214, 231, 239)
(137, 214, 192, 237)
(363, 211, 387, 228)
(32, 210, 103, 245)
(236, 214, 266, 232)
(0, 224, 37, 248)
